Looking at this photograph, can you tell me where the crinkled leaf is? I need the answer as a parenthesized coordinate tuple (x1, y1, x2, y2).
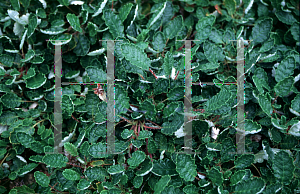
(133, 176, 143, 188)
(275, 9, 297, 25)
(25, 73, 47, 89)
(86, 66, 106, 83)
(42, 154, 68, 168)
(154, 175, 171, 194)
(88, 142, 109, 158)
(66, 13, 82, 33)
(64, 142, 78, 156)
(164, 15, 183, 39)
(26, 14, 37, 39)
(252, 18, 272, 45)
(235, 177, 265, 194)
(152, 31, 166, 52)
(34, 171, 50, 187)
(234, 154, 255, 169)
(107, 164, 125, 175)
(73, 34, 90, 56)
(1, 93, 22, 109)
(127, 151, 146, 168)
(62, 169, 81, 180)
(84, 166, 108, 182)
(207, 166, 223, 186)
(272, 151, 295, 185)
(176, 154, 197, 182)
(275, 56, 295, 83)
(224, 0, 236, 15)
(258, 93, 273, 117)
(103, 10, 124, 38)
(274, 76, 294, 97)
(152, 158, 178, 176)
(121, 43, 151, 70)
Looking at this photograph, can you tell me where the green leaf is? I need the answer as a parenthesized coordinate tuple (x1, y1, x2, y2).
(107, 164, 125, 175)
(176, 154, 197, 182)
(154, 175, 171, 194)
(167, 87, 185, 101)
(136, 157, 153, 176)
(291, 94, 300, 113)
(138, 130, 153, 140)
(163, 102, 180, 118)
(209, 28, 224, 44)
(164, 15, 183, 39)
(207, 167, 223, 186)
(18, 163, 38, 176)
(42, 154, 68, 168)
(73, 34, 90, 56)
(16, 132, 34, 148)
(118, 3, 133, 22)
(103, 10, 124, 39)
(121, 129, 133, 139)
(0, 111, 17, 125)
(127, 151, 146, 168)
(288, 121, 300, 137)
(161, 113, 184, 136)
(258, 93, 273, 117)
(10, 0, 20, 11)
(20, 29, 27, 49)
(1, 93, 22, 109)
(64, 142, 78, 156)
(27, 13, 37, 38)
(224, 0, 236, 15)
(235, 177, 265, 194)
(253, 67, 271, 94)
(205, 87, 231, 111)
(275, 9, 297, 25)
(84, 166, 108, 182)
(230, 170, 246, 186)
(204, 41, 224, 63)
(88, 142, 109, 158)
(195, 15, 215, 40)
(268, 128, 282, 143)
(62, 169, 81, 180)
(234, 154, 255, 169)
(274, 76, 294, 97)
(23, 67, 36, 79)
(133, 176, 143, 188)
(34, 171, 50, 187)
(290, 22, 300, 42)
(272, 151, 295, 185)
(121, 43, 151, 70)
(62, 95, 74, 116)
(0, 54, 14, 67)
(163, 51, 175, 76)
(161, 186, 183, 194)
(275, 56, 295, 83)
(66, 13, 82, 33)
(259, 38, 274, 53)
(152, 31, 166, 52)
(25, 73, 47, 89)
(65, 70, 80, 79)
(152, 158, 178, 176)
(91, 0, 107, 17)
(86, 66, 107, 83)
(196, 15, 216, 29)
(77, 179, 91, 190)
(139, 99, 157, 120)
(252, 18, 272, 45)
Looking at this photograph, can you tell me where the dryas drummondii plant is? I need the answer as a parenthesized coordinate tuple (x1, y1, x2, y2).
(0, 0, 299, 193)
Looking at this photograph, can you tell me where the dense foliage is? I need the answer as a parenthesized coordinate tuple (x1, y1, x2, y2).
(0, 0, 299, 193)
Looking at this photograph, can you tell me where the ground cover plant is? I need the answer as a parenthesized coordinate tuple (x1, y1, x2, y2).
(0, 0, 300, 193)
